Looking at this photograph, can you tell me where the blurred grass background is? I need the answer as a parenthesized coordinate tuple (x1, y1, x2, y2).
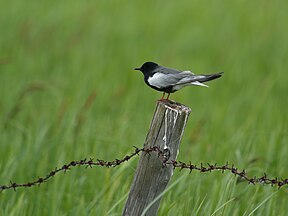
(1, 0, 288, 215)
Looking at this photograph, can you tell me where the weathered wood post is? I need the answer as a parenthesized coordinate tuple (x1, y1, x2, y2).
(123, 100, 191, 216)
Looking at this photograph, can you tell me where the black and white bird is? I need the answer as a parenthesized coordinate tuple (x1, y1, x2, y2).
(134, 61, 224, 100)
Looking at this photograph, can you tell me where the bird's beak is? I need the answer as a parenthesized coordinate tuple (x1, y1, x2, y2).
(134, 68, 141, 71)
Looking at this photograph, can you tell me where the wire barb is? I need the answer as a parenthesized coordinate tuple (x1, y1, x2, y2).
(1, 146, 287, 192)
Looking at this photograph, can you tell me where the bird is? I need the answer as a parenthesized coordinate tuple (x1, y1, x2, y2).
(134, 61, 224, 100)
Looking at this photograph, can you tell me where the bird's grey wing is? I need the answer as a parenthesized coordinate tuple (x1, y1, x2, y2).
(148, 72, 195, 89)
(174, 74, 207, 85)
(155, 66, 181, 74)
(175, 72, 223, 85)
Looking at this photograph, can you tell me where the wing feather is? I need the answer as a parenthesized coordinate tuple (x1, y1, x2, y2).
(148, 71, 196, 89)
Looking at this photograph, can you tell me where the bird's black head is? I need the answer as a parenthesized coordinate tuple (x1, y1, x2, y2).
(134, 62, 159, 74)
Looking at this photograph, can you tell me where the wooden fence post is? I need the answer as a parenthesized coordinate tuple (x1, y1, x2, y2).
(123, 100, 191, 216)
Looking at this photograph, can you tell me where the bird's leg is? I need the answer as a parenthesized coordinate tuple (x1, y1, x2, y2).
(166, 93, 170, 100)
(161, 92, 166, 100)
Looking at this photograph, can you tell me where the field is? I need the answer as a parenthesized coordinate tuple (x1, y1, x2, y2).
(1, 0, 288, 215)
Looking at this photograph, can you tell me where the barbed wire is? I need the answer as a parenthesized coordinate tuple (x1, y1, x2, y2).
(1, 146, 287, 192)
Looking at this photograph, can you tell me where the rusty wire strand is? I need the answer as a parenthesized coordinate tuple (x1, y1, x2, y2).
(1, 146, 287, 192)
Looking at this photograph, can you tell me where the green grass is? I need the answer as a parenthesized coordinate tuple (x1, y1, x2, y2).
(1, 0, 288, 215)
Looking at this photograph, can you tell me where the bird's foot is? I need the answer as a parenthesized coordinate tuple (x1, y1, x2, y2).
(157, 98, 172, 102)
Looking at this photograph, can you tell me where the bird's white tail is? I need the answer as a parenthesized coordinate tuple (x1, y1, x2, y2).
(191, 81, 209, 87)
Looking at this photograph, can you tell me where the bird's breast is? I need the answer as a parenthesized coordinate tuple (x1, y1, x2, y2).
(144, 73, 175, 93)
(146, 73, 167, 89)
